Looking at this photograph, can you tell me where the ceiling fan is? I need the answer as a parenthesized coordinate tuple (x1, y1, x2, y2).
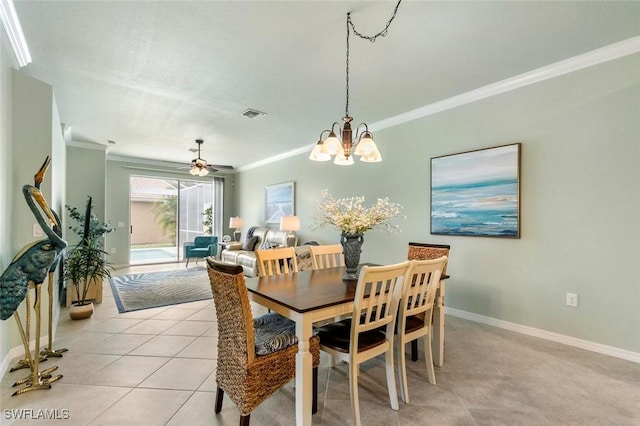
(186, 139, 233, 176)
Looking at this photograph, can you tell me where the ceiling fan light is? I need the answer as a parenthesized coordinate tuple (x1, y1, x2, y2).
(189, 166, 200, 176)
(199, 167, 209, 176)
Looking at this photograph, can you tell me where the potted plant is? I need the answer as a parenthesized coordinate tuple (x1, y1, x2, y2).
(63, 196, 114, 319)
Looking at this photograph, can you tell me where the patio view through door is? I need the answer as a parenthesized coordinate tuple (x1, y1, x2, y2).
(129, 176, 219, 265)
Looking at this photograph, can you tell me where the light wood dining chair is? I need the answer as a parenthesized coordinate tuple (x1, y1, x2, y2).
(407, 242, 450, 364)
(317, 261, 411, 426)
(256, 247, 298, 276)
(394, 256, 447, 403)
(309, 244, 345, 270)
(206, 258, 320, 426)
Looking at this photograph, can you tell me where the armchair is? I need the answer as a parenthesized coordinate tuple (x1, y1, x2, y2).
(184, 236, 218, 267)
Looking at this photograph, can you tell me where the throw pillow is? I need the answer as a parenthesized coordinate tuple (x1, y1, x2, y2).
(260, 241, 280, 250)
(242, 236, 259, 251)
(295, 246, 313, 271)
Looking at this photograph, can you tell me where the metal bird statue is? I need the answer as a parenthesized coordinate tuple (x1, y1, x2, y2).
(40, 209, 69, 358)
(0, 156, 68, 395)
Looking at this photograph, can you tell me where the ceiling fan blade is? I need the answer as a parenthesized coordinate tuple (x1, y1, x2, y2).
(207, 164, 234, 170)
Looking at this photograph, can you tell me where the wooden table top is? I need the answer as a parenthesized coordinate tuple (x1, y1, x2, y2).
(245, 265, 449, 314)
(245, 266, 358, 313)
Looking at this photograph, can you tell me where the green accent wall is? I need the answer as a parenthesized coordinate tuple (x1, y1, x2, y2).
(234, 54, 640, 353)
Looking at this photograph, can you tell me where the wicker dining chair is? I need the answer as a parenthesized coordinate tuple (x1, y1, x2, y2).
(406, 242, 450, 362)
(394, 257, 447, 403)
(309, 244, 345, 270)
(206, 258, 320, 426)
(256, 247, 298, 276)
(316, 261, 411, 426)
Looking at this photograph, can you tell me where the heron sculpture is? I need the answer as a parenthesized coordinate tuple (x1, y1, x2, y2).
(0, 156, 68, 396)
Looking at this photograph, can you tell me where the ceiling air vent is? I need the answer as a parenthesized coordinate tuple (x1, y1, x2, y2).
(241, 108, 267, 119)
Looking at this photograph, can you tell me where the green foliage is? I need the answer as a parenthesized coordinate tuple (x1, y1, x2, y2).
(63, 196, 115, 305)
(66, 199, 115, 248)
(151, 195, 177, 241)
(63, 238, 113, 304)
(202, 206, 213, 235)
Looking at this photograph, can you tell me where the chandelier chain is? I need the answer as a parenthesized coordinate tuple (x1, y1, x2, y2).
(344, 0, 402, 117)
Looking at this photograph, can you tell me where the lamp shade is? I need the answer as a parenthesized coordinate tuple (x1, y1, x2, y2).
(280, 216, 300, 232)
(229, 217, 244, 229)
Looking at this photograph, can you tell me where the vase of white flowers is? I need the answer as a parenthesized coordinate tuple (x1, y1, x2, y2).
(312, 190, 402, 280)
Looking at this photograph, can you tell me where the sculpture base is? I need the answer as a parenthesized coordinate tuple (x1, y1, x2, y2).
(343, 270, 358, 281)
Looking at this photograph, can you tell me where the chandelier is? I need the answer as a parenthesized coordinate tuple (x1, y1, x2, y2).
(309, 1, 402, 165)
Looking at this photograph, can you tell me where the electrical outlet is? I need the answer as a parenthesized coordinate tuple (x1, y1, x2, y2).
(566, 293, 578, 307)
(110, 247, 116, 254)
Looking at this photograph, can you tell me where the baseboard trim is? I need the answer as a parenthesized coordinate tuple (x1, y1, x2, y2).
(446, 307, 640, 364)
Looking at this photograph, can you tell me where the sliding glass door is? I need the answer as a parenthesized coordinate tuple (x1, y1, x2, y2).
(178, 181, 214, 261)
(129, 176, 223, 265)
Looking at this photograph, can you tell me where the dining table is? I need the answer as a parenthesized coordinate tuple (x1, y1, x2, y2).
(244, 265, 449, 426)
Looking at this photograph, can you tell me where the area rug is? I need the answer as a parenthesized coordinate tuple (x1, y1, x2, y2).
(109, 267, 211, 313)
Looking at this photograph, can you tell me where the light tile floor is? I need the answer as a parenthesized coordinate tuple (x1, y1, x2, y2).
(2, 263, 640, 425)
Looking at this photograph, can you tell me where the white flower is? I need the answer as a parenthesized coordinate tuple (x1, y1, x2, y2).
(311, 189, 402, 235)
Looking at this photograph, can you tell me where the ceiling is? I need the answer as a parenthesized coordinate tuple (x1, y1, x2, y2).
(13, 1, 640, 172)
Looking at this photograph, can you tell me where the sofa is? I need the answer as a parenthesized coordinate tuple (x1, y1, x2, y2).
(220, 226, 296, 276)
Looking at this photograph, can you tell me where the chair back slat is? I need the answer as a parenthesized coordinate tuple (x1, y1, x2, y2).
(401, 257, 447, 323)
(256, 247, 298, 277)
(309, 244, 345, 270)
(351, 261, 411, 341)
(206, 258, 256, 365)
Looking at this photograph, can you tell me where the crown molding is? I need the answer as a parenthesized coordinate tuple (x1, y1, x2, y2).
(0, 0, 31, 67)
(67, 139, 108, 151)
(370, 36, 640, 132)
(241, 36, 640, 171)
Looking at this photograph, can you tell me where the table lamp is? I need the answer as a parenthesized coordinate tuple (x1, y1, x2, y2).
(229, 217, 244, 242)
(279, 216, 300, 245)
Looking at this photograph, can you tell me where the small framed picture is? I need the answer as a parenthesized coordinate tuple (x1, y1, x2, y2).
(265, 181, 295, 224)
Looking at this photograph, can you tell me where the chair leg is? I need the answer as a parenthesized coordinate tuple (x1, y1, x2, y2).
(239, 414, 250, 426)
(215, 385, 224, 413)
(397, 339, 409, 404)
(312, 366, 318, 414)
(385, 346, 399, 411)
(424, 334, 437, 385)
(411, 340, 419, 361)
(186, 258, 190, 267)
(349, 363, 361, 426)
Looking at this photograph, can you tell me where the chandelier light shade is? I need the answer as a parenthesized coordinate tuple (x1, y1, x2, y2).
(309, 1, 402, 166)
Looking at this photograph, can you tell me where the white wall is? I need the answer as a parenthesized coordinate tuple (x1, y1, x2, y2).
(1, 70, 67, 371)
(65, 145, 107, 247)
(0, 19, 17, 374)
(234, 54, 640, 355)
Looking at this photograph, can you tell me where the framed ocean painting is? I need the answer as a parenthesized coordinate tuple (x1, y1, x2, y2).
(265, 181, 295, 224)
(430, 143, 521, 238)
